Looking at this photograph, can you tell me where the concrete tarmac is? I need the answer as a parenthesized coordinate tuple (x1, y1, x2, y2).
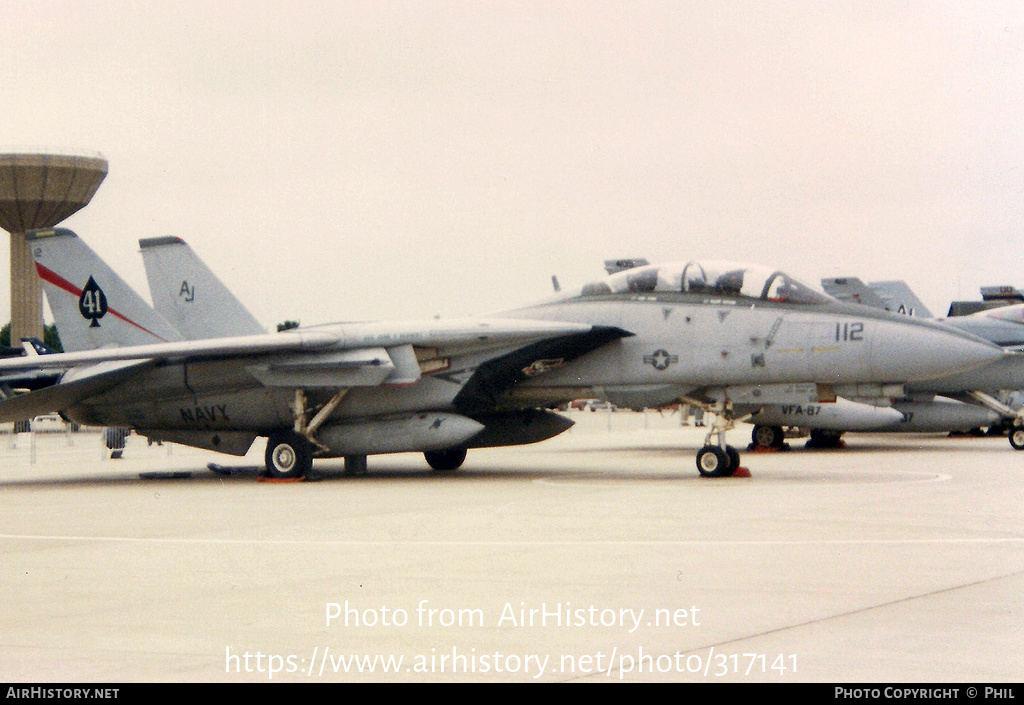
(0, 411, 1022, 683)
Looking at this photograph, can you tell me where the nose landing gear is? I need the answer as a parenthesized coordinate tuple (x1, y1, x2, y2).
(685, 398, 752, 478)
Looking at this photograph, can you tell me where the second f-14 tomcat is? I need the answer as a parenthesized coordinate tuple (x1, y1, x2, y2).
(739, 276, 1024, 452)
(0, 229, 1003, 478)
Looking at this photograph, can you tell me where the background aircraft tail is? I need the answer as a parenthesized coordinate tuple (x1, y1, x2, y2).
(869, 280, 933, 318)
(822, 277, 933, 318)
(139, 236, 265, 340)
(28, 228, 183, 352)
(820, 277, 887, 309)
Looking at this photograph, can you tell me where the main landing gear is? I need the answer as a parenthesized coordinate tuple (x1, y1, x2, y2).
(263, 389, 352, 479)
(805, 429, 845, 449)
(424, 446, 467, 472)
(264, 386, 473, 478)
(964, 391, 1024, 452)
(750, 424, 788, 451)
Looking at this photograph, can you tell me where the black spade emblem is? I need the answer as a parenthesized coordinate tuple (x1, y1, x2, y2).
(79, 276, 108, 327)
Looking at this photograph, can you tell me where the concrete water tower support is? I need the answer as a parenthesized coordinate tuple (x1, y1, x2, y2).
(0, 152, 108, 345)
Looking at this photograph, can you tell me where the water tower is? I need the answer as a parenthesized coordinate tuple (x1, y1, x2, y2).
(0, 152, 108, 345)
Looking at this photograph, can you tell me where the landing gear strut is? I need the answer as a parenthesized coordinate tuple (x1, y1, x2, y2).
(264, 389, 350, 478)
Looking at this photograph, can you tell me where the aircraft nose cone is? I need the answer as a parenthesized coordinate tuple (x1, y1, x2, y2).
(872, 321, 1004, 382)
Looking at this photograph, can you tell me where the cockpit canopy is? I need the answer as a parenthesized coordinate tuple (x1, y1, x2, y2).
(567, 261, 831, 306)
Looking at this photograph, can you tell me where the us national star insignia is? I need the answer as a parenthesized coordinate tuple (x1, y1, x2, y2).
(643, 349, 678, 371)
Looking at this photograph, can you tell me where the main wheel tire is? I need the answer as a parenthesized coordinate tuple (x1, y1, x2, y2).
(751, 425, 784, 449)
(265, 431, 313, 479)
(696, 445, 735, 478)
(424, 446, 467, 472)
(344, 455, 368, 476)
(807, 429, 843, 449)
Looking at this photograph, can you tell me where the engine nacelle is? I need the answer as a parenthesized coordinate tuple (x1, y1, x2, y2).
(467, 410, 574, 448)
(890, 399, 999, 432)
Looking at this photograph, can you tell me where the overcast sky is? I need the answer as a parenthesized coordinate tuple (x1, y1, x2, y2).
(1, 1, 1022, 329)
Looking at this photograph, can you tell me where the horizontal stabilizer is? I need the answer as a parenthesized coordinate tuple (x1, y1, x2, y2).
(0, 329, 343, 371)
(0, 319, 602, 372)
(21, 338, 57, 356)
(0, 359, 155, 422)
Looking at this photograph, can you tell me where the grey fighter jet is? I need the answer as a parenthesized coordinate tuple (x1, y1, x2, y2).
(493, 262, 1007, 471)
(744, 277, 1024, 451)
(905, 304, 1024, 449)
(0, 229, 1003, 479)
(139, 241, 1023, 467)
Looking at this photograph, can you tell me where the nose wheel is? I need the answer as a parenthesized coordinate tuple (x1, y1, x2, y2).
(964, 391, 1024, 451)
(696, 444, 740, 477)
(684, 397, 751, 478)
(1010, 422, 1024, 450)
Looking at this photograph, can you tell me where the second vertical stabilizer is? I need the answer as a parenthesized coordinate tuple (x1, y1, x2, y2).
(140, 236, 266, 340)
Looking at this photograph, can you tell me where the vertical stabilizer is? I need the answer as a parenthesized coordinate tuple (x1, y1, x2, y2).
(821, 277, 888, 309)
(27, 228, 183, 352)
(822, 277, 933, 318)
(869, 281, 933, 318)
(140, 236, 265, 339)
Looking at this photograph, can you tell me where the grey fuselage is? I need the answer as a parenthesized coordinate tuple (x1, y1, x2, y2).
(65, 284, 1000, 438)
(497, 290, 1001, 409)
(906, 312, 1024, 394)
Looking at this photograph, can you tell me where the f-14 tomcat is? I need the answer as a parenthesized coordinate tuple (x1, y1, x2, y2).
(742, 277, 1024, 452)
(0, 229, 1003, 478)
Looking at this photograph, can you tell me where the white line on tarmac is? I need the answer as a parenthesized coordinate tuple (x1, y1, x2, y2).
(531, 471, 955, 486)
(0, 534, 1020, 546)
